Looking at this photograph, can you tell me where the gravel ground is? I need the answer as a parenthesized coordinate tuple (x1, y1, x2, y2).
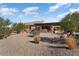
(0, 33, 79, 56)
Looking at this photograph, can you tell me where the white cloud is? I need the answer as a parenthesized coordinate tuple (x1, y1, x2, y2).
(49, 5, 59, 12)
(57, 8, 79, 20)
(0, 7, 19, 15)
(57, 12, 69, 18)
(64, 4, 71, 8)
(18, 15, 23, 18)
(48, 3, 70, 12)
(70, 8, 79, 13)
(23, 7, 39, 12)
(22, 7, 39, 16)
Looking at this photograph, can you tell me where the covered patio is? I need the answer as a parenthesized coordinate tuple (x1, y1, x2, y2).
(34, 22, 61, 32)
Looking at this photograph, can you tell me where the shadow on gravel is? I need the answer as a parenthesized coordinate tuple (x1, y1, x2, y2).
(40, 37, 65, 44)
(29, 41, 39, 44)
(48, 46, 68, 49)
(28, 35, 34, 37)
(30, 41, 35, 43)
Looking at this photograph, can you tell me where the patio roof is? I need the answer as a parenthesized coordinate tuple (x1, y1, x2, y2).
(34, 22, 60, 26)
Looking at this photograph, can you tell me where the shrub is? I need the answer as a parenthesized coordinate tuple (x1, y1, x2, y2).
(0, 27, 12, 39)
(0, 17, 12, 39)
(12, 23, 27, 34)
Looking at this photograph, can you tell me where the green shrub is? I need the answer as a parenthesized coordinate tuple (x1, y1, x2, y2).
(0, 17, 12, 39)
(12, 23, 27, 34)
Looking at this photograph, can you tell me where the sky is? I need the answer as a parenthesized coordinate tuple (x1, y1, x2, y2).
(0, 3, 79, 23)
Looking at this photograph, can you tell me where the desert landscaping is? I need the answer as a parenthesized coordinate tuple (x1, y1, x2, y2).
(0, 32, 79, 56)
(0, 3, 79, 56)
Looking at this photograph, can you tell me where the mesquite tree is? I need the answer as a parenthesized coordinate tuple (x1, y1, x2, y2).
(60, 12, 79, 32)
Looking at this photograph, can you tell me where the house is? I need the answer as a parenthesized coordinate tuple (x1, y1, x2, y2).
(23, 20, 44, 31)
(34, 22, 61, 32)
(23, 20, 61, 33)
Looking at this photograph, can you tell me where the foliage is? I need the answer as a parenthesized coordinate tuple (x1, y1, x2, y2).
(0, 17, 12, 39)
(12, 23, 27, 33)
(60, 12, 79, 32)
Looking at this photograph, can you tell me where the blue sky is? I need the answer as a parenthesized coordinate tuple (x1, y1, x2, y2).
(0, 3, 79, 23)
